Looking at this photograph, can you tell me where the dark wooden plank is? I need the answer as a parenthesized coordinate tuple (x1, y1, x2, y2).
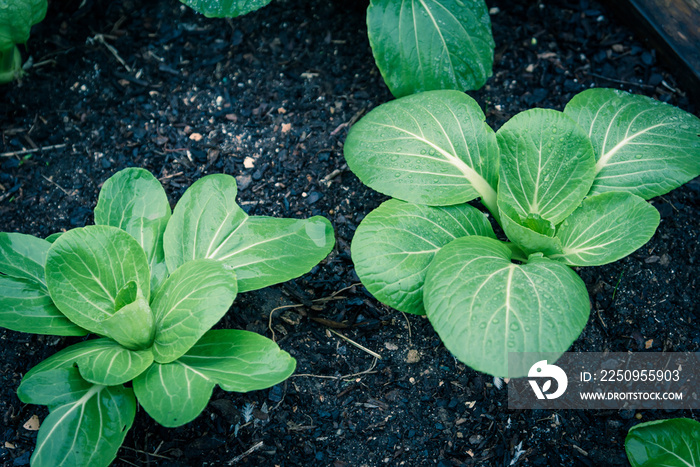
(601, 0, 700, 104)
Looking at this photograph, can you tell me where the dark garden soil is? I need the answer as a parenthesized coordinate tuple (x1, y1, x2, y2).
(1, 0, 698, 465)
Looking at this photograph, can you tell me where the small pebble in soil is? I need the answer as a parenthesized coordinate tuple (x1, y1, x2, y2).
(236, 174, 252, 191)
(406, 349, 420, 363)
(306, 191, 322, 204)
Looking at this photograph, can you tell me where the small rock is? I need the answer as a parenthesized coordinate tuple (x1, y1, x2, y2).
(384, 342, 398, 351)
(406, 349, 420, 364)
(23, 415, 40, 431)
(236, 174, 252, 191)
(189, 132, 203, 141)
(611, 44, 625, 53)
(243, 156, 255, 168)
(306, 191, 322, 204)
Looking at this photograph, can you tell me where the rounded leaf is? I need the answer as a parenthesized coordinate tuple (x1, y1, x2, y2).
(497, 108, 596, 225)
(344, 90, 499, 211)
(94, 168, 171, 293)
(552, 192, 660, 266)
(625, 418, 700, 467)
(0, 0, 47, 49)
(30, 383, 136, 467)
(351, 199, 495, 314)
(565, 88, 700, 200)
(133, 362, 215, 427)
(424, 236, 590, 377)
(45, 226, 150, 334)
(179, 0, 271, 18)
(164, 173, 334, 292)
(74, 341, 154, 386)
(179, 329, 297, 392)
(151, 259, 237, 363)
(367, 0, 494, 97)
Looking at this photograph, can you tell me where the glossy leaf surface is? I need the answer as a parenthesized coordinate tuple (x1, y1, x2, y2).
(18, 367, 93, 409)
(351, 199, 495, 314)
(151, 259, 237, 363)
(163, 174, 334, 292)
(179, 0, 271, 17)
(0, 275, 86, 336)
(102, 282, 155, 350)
(178, 329, 297, 392)
(497, 108, 596, 225)
(29, 376, 135, 467)
(424, 236, 590, 377)
(564, 88, 700, 199)
(552, 192, 660, 266)
(45, 226, 150, 335)
(367, 0, 494, 97)
(94, 168, 171, 292)
(344, 90, 499, 212)
(21, 339, 125, 381)
(73, 340, 154, 386)
(0, 232, 86, 335)
(133, 362, 215, 427)
(0, 232, 49, 284)
(20, 338, 152, 386)
(135, 329, 295, 426)
(0, 0, 48, 49)
(625, 418, 700, 467)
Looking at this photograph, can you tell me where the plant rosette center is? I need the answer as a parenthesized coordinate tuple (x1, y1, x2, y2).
(344, 87, 700, 377)
(1, 168, 335, 467)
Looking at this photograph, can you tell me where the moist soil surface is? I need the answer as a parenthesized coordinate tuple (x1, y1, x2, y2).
(1, 0, 698, 466)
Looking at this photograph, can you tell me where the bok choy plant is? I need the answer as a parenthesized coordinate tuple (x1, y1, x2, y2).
(0, 0, 47, 83)
(182, 0, 494, 97)
(344, 88, 700, 378)
(625, 418, 700, 466)
(0, 168, 334, 467)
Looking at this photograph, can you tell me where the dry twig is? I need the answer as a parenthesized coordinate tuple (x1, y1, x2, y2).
(0, 143, 67, 158)
(294, 357, 379, 381)
(328, 328, 382, 360)
(41, 175, 74, 197)
(227, 441, 264, 465)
